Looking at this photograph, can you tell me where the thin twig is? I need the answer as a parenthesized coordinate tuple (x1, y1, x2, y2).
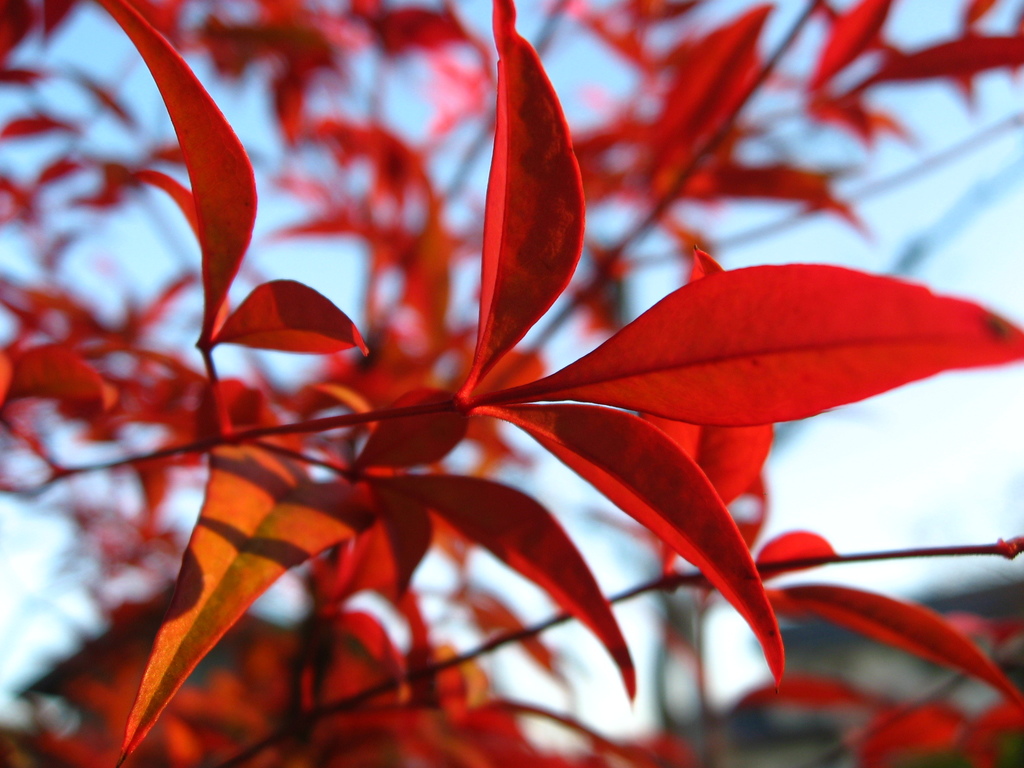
(210, 537, 1023, 768)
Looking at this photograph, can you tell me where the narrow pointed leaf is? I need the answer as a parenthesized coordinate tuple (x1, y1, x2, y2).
(771, 584, 1024, 710)
(459, 0, 585, 395)
(374, 473, 636, 698)
(810, 0, 892, 90)
(480, 265, 1024, 425)
(214, 279, 368, 355)
(476, 403, 783, 683)
(120, 446, 373, 759)
(355, 389, 465, 468)
(135, 168, 200, 239)
(93, 0, 256, 341)
(862, 36, 1024, 88)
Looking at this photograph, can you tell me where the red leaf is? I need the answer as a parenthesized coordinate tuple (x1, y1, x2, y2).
(859, 703, 966, 767)
(477, 265, 1024, 425)
(756, 530, 837, 574)
(214, 279, 368, 355)
(457, 0, 585, 396)
(476, 403, 783, 684)
(120, 446, 373, 760)
(771, 584, 1024, 710)
(810, 0, 893, 90)
(647, 417, 772, 506)
(689, 247, 724, 281)
(1, 114, 77, 139)
(355, 389, 465, 469)
(654, 6, 770, 156)
(8, 345, 112, 407)
(93, 0, 257, 343)
(736, 673, 880, 710)
(0, 350, 10, 403)
(863, 36, 1024, 88)
(373, 473, 637, 699)
(135, 169, 200, 240)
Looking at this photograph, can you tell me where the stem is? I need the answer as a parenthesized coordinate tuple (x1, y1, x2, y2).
(209, 537, 1023, 768)
(522, 0, 824, 358)
(23, 399, 459, 490)
(715, 110, 1024, 252)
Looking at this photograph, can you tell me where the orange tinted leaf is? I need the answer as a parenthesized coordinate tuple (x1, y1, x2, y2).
(374, 473, 636, 698)
(458, 0, 585, 395)
(355, 389, 465, 468)
(120, 446, 373, 759)
(214, 279, 368, 355)
(810, 0, 893, 90)
(481, 265, 1024, 425)
(756, 531, 837, 573)
(771, 584, 1024, 710)
(135, 169, 199, 239)
(8, 345, 109, 405)
(477, 403, 783, 684)
(93, 0, 256, 342)
(964, 0, 1000, 28)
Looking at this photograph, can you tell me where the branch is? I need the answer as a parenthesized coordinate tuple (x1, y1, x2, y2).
(210, 537, 1024, 768)
(20, 398, 458, 491)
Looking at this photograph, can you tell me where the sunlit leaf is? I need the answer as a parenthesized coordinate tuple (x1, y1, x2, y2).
(372, 473, 637, 698)
(94, 0, 257, 342)
(476, 403, 783, 684)
(214, 280, 368, 355)
(477, 265, 1024, 425)
(458, 0, 585, 396)
(119, 446, 373, 760)
(771, 584, 1024, 710)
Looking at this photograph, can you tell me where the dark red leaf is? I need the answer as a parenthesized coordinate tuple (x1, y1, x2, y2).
(355, 389, 465, 469)
(477, 265, 1024, 425)
(1, 114, 77, 139)
(858, 703, 965, 767)
(771, 584, 1024, 710)
(214, 279, 368, 355)
(93, 0, 257, 343)
(476, 403, 783, 685)
(373, 473, 637, 698)
(8, 345, 112, 407)
(862, 36, 1024, 89)
(120, 446, 373, 759)
(457, 0, 585, 396)
(736, 673, 881, 710)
